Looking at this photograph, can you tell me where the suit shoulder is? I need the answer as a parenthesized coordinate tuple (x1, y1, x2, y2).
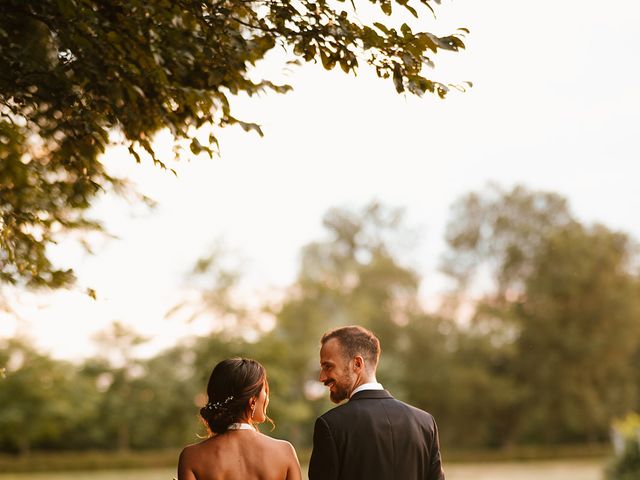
(317, 401, 353, 424)
(397, 400, 437, 423)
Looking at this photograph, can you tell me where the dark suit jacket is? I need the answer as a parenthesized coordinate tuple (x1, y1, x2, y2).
(308, 389, 444, 480)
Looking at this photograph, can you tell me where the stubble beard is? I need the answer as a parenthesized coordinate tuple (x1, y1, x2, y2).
(327, 375, 353, 403)
(329, 386, 349, 403)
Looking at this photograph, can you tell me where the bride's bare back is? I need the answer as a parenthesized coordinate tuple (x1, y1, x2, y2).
(178, 429, 301, 480)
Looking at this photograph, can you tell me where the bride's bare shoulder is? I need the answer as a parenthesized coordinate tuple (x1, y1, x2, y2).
(178, 441, 202, 472)
(259, 434, 299, 458)
(261, 437, 301, 479)
(179, 441, 199, 459)
(180, 436, 222, 459)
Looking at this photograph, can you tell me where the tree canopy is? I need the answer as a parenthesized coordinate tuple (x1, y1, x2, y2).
(1, 0, 467, 289)
(441, 184, 640, 445)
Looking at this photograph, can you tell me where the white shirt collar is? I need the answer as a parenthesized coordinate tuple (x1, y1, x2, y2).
(350, 382, 384, 398)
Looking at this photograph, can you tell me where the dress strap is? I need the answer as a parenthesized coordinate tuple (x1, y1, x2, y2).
(227, 422, 254, 430)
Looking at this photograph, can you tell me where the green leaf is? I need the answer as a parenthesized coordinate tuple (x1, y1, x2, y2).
(373, 22, 390, 34)
(402, 3, 418, 18)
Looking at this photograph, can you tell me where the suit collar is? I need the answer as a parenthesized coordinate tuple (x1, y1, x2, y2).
(349, 389, 393, 401)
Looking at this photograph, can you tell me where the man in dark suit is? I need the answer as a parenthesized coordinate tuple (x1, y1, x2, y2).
(309, 325, 445, 480)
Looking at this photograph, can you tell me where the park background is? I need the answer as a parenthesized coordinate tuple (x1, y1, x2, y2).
(2, 0, 640, 479)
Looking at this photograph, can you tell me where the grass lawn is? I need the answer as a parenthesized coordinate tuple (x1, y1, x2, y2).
(445, 459, 605, 480)
(0, 459, 607, 480)
(0, 470, 176, 480)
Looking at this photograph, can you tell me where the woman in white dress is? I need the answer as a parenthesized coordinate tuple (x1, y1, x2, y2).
(178, 358, 302, 480)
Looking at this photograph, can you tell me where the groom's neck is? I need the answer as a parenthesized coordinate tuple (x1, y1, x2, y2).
(352, 372, 378, 391)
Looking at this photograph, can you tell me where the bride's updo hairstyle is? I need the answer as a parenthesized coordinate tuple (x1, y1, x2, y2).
(200, 357, 267, 435)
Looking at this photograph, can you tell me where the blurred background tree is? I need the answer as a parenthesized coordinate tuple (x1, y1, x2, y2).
(0, 338, 97, 454)
(515, 224, 640, 444)
(438, 184, 640, 446)
(89, 321, 149, 451)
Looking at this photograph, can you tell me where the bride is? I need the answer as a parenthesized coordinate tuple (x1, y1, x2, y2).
(178, 358, 302, 480)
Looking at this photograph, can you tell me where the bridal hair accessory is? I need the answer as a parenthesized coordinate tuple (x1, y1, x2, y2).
(205, 395, 234, 411)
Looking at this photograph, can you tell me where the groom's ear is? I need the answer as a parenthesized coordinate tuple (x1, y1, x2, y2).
(353, 355, 365, 371)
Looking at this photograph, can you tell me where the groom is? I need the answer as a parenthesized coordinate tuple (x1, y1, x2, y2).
(308, 325, 445, 480)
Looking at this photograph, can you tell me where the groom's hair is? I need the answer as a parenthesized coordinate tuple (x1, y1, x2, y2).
(321, 325, 381, 370)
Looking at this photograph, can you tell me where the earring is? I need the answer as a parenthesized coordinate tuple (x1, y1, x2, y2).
(251, 403, 256, 419)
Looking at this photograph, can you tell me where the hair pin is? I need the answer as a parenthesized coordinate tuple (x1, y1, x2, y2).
(205, 395, 234, 411)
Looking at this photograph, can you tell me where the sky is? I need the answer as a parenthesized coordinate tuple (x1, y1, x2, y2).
(2, 0, 639, 360)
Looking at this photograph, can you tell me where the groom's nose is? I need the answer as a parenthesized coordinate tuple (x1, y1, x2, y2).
(319, 370, 327, 383)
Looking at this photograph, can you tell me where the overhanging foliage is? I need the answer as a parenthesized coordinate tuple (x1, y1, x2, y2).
(0, 0, 467, 288)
